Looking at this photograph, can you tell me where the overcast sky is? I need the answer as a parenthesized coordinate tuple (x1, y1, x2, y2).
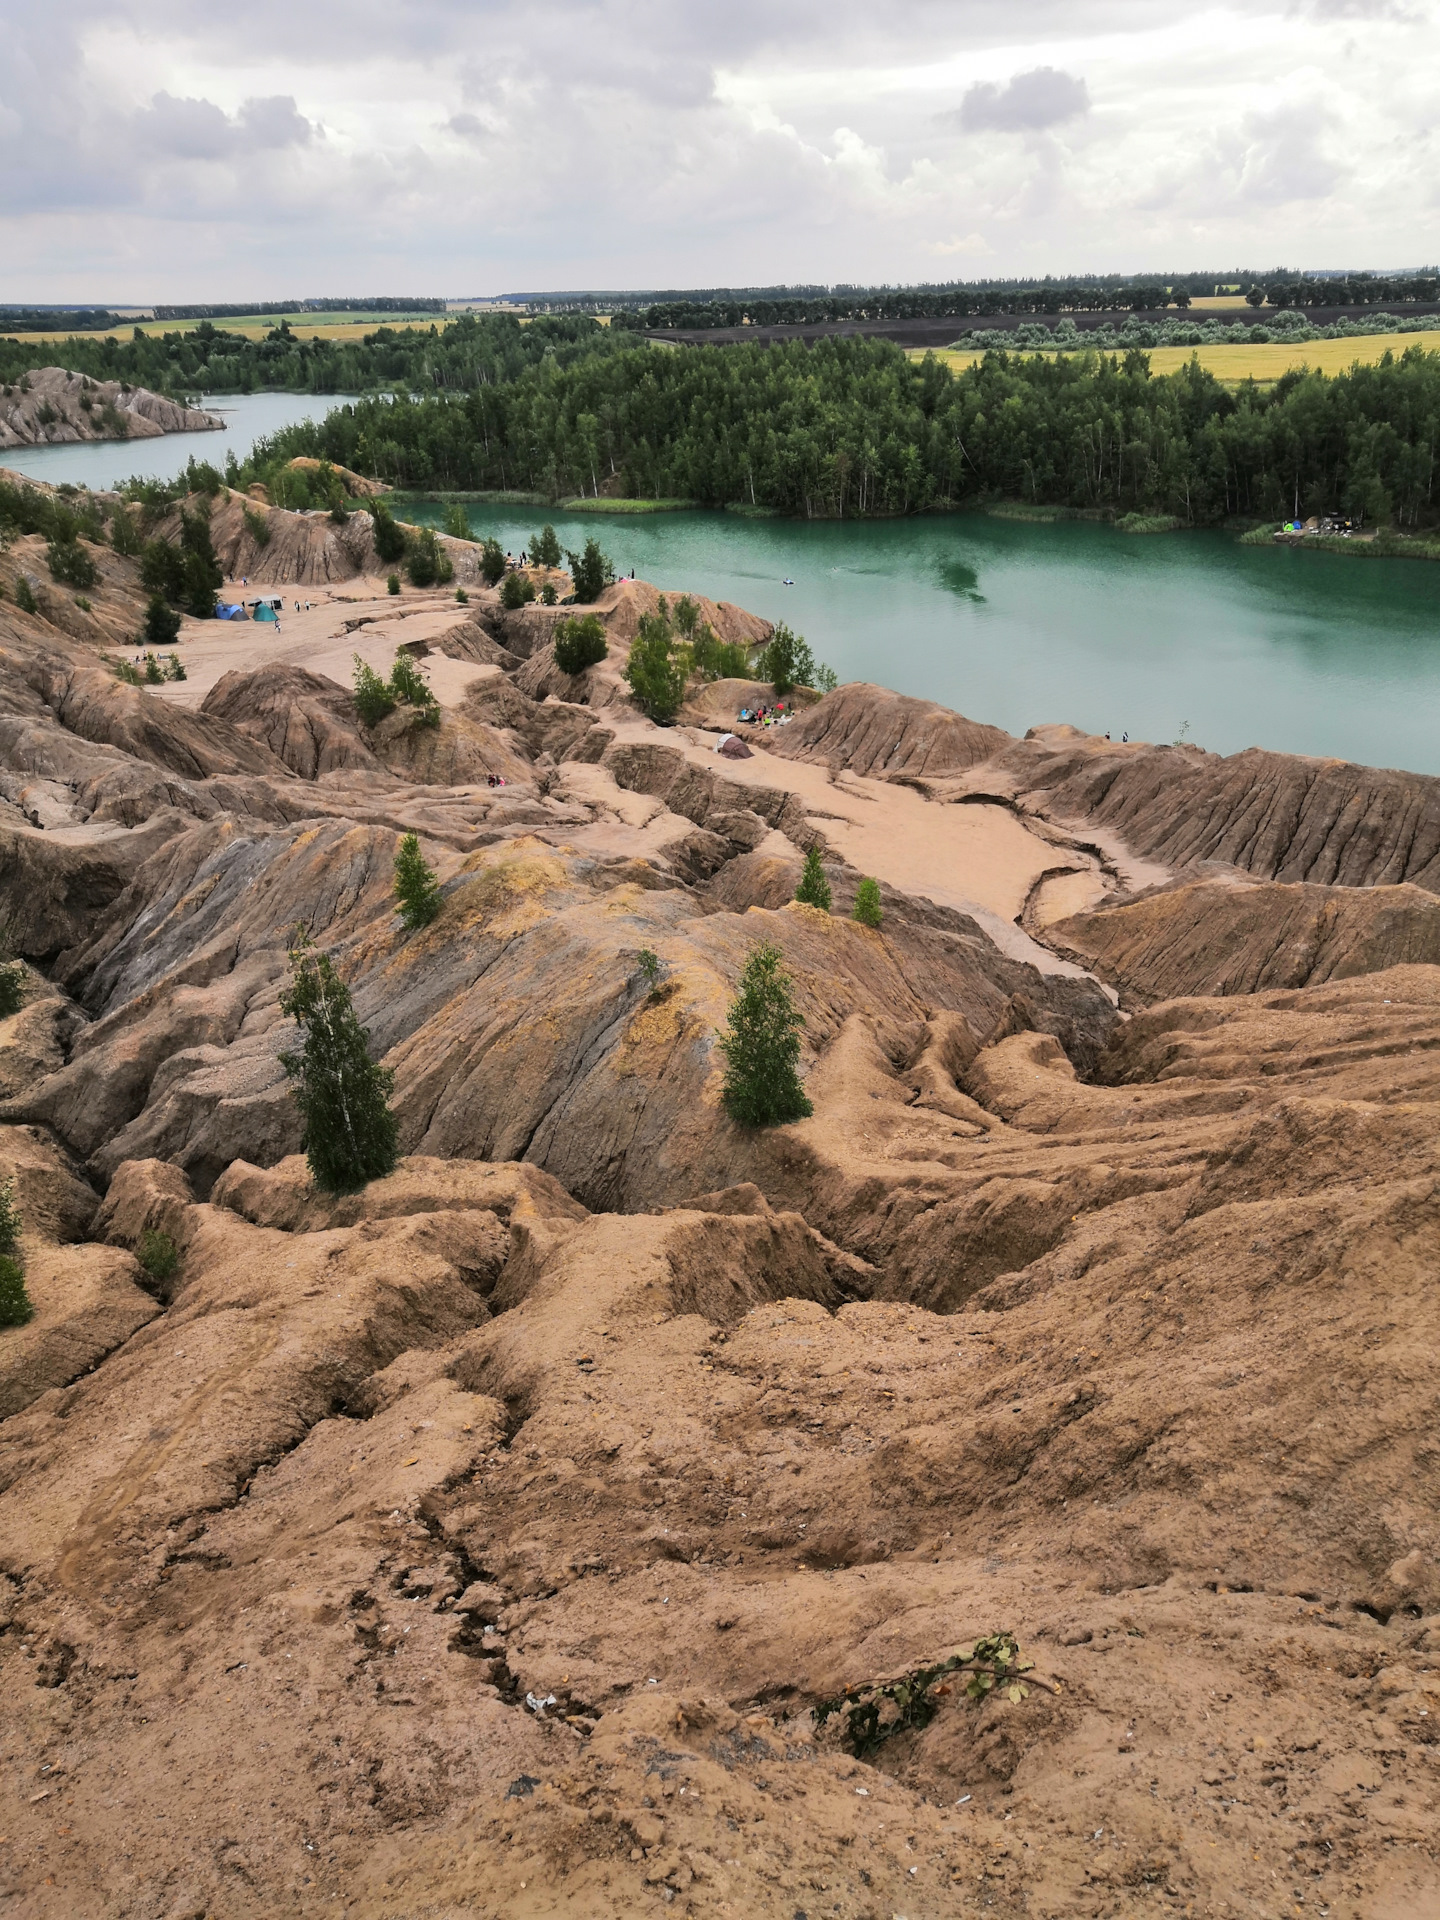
(3, 0, 1436, 302)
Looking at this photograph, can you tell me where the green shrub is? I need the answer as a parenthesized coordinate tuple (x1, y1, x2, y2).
(178, 506, 223, 617)
(852, 877, 883, 928)
(533, 524, 562, 568)
(143, 594, 181, 648)
(353, 656, 396, 727)
(47, 539, 98, 589)
(794, 845, 832, 912)
(137, 1229, 179, 1285)
(279, 936, 399, 1195)
(113, 658, 144, 686)
(405, 527, 453, 588)
(553, 613, 608, 675)
(388, 650, 440, 725)
(0, 1255, 31, 1329)
(499, 570, 533, 610)
(394, 833, 442, 929)
(144, 651, 164, 684)
(455, 586, 469, 604)
(623, 597, 691, 722)
(718, 942, 813, 1128)
(74, 595, 92, 613)
(0, 934, 23, 1014)
(387, 572, 401, 595)
(760, 621, 819, 695)
(370, 500, 408, 565)
(14, 577, 38, 615)
(0, 1176, 20, 1255)
(167, 653, 186, 681)
(242, 503, 272, 548)
(636, 947, 662, 988)
(109, 506, 141, 556)
(540, 581, 557, 606)
(480, 538, 506, 586)
(443, 504, 473, 541)
(565, 535, 614, 603)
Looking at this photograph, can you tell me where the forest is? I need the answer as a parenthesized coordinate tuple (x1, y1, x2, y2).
(0, 312, 617, 401)
(230, 336, 1440, 530)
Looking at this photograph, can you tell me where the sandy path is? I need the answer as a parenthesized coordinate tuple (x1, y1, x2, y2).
(603, 717, 1109, 970)
(136, 598, 1111, 972)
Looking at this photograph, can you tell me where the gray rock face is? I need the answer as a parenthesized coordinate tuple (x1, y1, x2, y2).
(0, 367, 223, 448)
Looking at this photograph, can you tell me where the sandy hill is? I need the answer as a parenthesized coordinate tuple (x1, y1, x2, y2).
(0, 365, 222, 448)
(0, 487, 1437, 1918)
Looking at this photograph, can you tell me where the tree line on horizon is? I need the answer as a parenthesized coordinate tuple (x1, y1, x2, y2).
(231, 336, 1440, 530)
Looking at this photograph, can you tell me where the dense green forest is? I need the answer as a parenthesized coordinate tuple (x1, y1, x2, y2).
(233, 337, 1440, 529)
(0, 313, 617, 401)
(607, 271, 1440, 331)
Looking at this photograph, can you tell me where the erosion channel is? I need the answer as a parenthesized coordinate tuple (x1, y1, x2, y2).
(1, 476, 1438, 1920)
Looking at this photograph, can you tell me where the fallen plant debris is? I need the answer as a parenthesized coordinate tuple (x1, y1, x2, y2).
(814, 1631, 1042, 1757)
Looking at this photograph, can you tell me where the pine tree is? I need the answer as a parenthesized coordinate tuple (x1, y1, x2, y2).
(852, 877, 883, 927)
(394, 833, 442, 929)
(0, 1257, 30, 1328)
(0, 916, 25, 1018)
(279, 937, 399, 1193)
(718, 941, 813, 1128)
(794, 845, 832, 912)
(0, 1179, 29, 1328)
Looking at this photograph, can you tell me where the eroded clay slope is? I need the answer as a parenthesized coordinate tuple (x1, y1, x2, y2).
(2, 531, 1440, 1919)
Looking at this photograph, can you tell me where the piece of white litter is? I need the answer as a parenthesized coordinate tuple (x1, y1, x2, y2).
(955, 1794, 971, 1805)
(855, 1788, 869, 1797)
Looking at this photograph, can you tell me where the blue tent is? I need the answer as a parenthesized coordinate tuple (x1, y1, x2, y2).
(215, 604, 246, 620)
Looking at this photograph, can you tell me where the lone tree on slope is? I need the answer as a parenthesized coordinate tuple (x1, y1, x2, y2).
(279, 934, 399, 1194)
(718, 941, 813, 1128)
(852, 876, 883, 928)
(794, 845, 832, 913)
(393, 833, 442, 930)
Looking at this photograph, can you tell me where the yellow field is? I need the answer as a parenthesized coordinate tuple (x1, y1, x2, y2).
(918, 332, 1440, 385)
(0, 312, 455, 345)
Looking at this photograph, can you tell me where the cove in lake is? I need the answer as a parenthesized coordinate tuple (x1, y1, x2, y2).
(4, 394, 1436, 776)
(402, 502, 1440, 777)
(0, 391, 360, 493)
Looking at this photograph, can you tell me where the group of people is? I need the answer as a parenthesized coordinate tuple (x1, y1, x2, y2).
(485, 773, 509, 787)
(736, 701, 793, 728)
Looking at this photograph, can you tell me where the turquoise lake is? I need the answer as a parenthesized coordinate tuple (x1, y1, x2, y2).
(405, 501, 1440, 775)
(6, 393, 1438, 774)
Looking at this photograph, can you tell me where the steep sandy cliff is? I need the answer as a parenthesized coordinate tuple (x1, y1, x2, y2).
(0, 498, 1437, 1919)
(0, 367, 222, 448)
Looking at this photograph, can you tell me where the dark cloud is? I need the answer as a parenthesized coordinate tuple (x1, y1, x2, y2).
(955, 67, 1090, 133)
(137, 92, 314, 160)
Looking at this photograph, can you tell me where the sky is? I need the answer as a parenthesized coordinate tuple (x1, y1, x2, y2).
(2, 0, 1437, 302)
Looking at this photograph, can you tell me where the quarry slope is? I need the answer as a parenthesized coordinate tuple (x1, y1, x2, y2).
(0, 492, 1437, 1920)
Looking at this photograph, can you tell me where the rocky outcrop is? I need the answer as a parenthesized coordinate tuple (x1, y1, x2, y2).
(200, 663, 384, 779)
(0, 366, 222, 447)
(1049, 875, 1440, 1003)
(763, 678, 1012, 776)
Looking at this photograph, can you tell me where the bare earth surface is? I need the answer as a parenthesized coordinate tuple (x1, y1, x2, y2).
(0, 371, 222, 449)
(0, 484, 1437, 1920)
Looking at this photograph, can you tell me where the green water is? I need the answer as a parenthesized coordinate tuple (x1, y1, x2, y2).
(405, 503, 1440, 775)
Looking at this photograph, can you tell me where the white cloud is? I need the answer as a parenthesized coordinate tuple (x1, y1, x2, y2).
(0, 0, 1434, 297)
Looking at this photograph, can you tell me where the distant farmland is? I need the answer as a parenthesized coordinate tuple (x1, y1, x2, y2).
(0, 311, 450, 345)
(922, 332, 1440, 385)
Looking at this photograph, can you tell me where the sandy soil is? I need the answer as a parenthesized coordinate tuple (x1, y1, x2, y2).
(151, 582, 496, 712)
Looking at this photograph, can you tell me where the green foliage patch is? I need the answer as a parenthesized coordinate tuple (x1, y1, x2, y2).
(552, 613, 608, 676)
(718, 941, 813, 1129)
(279, 935, 398, 1195)
(393, 832, 443, 930)
(814, 1633, 1035, 1758)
